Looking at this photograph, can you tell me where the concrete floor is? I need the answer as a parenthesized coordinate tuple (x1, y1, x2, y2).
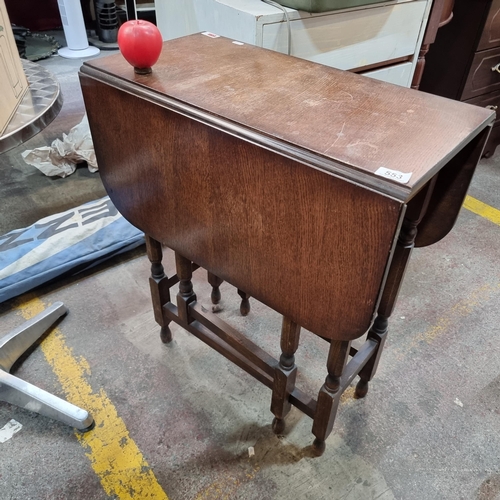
(1, 31, 500, 500)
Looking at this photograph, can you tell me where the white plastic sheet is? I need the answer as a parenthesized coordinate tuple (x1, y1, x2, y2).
(21, 114, 98, 177)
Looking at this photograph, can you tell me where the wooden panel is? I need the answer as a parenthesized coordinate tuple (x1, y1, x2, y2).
(410, 0, 455, 89)
(0, 0, 29, 134)
(478, 0, 500, 51)
(482, 121, 500, 157)
(462, 45, 500, 100)
(420, 0, 455, 47)
(262, 2, 427, 71)
(439, 0, 454, 26)
(467, 91, 500, 156)
(415, 127, 490, 246)
(362, 61, 413, 87)
(419, 0, 490, 100)
(80, 76, 404, 341)
(466, 89, 500, 121)
(82, 34, 494, 199)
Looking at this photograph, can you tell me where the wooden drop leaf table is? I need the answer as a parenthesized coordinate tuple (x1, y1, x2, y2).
(79, 34, 494, 455)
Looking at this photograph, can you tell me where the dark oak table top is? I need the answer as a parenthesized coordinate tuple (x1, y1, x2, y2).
(82, 33, 494, 201)
(80, 33, 492, 342)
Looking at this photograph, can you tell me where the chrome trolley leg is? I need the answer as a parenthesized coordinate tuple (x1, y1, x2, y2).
(0, 302, 94, 431)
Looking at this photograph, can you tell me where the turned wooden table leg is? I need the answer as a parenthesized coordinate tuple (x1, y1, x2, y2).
(355, 217, 417, 398)
(207, 272, 250, 316)
(271, 317, 301, 434)
(207, 271, 223, 305)
(311, 340, 351, 456)
(175, 252, 197, 324)
(145, 235, 172, 343)
(355, 315, 388, 398)
(237, 289, 251, 316)
(356, 179, 437, 397)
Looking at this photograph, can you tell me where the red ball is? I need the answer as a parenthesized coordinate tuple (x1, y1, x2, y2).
(117, 20, 163, 72)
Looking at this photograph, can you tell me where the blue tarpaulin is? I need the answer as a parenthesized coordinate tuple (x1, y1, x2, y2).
(0, 197, 144, 303)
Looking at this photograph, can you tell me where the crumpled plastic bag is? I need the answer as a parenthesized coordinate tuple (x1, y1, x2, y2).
(21, 114, 98, 177)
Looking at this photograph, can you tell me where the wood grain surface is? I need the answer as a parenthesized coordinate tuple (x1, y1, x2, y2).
(79, 78, 402, 341)
(79, 33, 492, 341)
(81, 33, 494, 199)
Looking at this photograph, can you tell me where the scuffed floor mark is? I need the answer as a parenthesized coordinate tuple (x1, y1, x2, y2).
(477, 473, 500, 500)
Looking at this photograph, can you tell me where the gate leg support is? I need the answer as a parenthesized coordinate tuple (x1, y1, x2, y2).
(311, 340, 351, 456)
(145, 235, 172, 343)
(270, 317, 301, 435)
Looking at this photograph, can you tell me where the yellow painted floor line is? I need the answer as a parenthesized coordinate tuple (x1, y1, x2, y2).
(393, 282, 499, 359)
(464, 195, 500, 226)
(16, 297, 168, 500)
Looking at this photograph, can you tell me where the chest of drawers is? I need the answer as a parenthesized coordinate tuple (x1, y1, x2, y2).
(155, 0, 433, 87)
(420, 0, 500, 157)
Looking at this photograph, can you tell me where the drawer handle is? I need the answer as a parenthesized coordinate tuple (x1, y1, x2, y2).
(492, 63, 500, 73)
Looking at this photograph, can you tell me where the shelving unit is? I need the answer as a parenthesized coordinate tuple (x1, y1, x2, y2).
(116, 0, 155, 20)
(155, 0, 433, 88)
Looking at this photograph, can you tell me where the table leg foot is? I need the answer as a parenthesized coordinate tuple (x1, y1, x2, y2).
(208, 272, 223, 305)
(272, 417, 286, 435)
(237, 289, 250, 316)
(311, 340, 350, 455)
(78, 419, 96, 433)
(312, 438, 326, 456)
(271, 318, 300, 435)
(160, 325, 173, 344)
(211, 287, 221, 305)
(354, 379, 369, 399)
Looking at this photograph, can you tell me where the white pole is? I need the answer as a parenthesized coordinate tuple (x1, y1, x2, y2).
(57, 0, 100, 58)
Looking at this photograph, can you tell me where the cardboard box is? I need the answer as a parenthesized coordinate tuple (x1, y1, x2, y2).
(0, 0, 29, 136)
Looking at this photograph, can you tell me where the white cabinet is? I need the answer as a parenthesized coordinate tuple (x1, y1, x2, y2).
(155, 0, 433, 87)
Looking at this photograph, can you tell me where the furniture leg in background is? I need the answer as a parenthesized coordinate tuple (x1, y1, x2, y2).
(271, 317, 301, 435)
(208, 272, 252, 316)
(411, 0, 455, 89)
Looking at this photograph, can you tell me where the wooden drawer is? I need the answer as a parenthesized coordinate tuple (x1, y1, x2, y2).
(466, 91, 500, 157)
(478, 0, 500, 51)
(462, 45, 500, 100)
(361, 61, 413, 86)
(465, 89, 500, 123)
(261, 1, 427, 71)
